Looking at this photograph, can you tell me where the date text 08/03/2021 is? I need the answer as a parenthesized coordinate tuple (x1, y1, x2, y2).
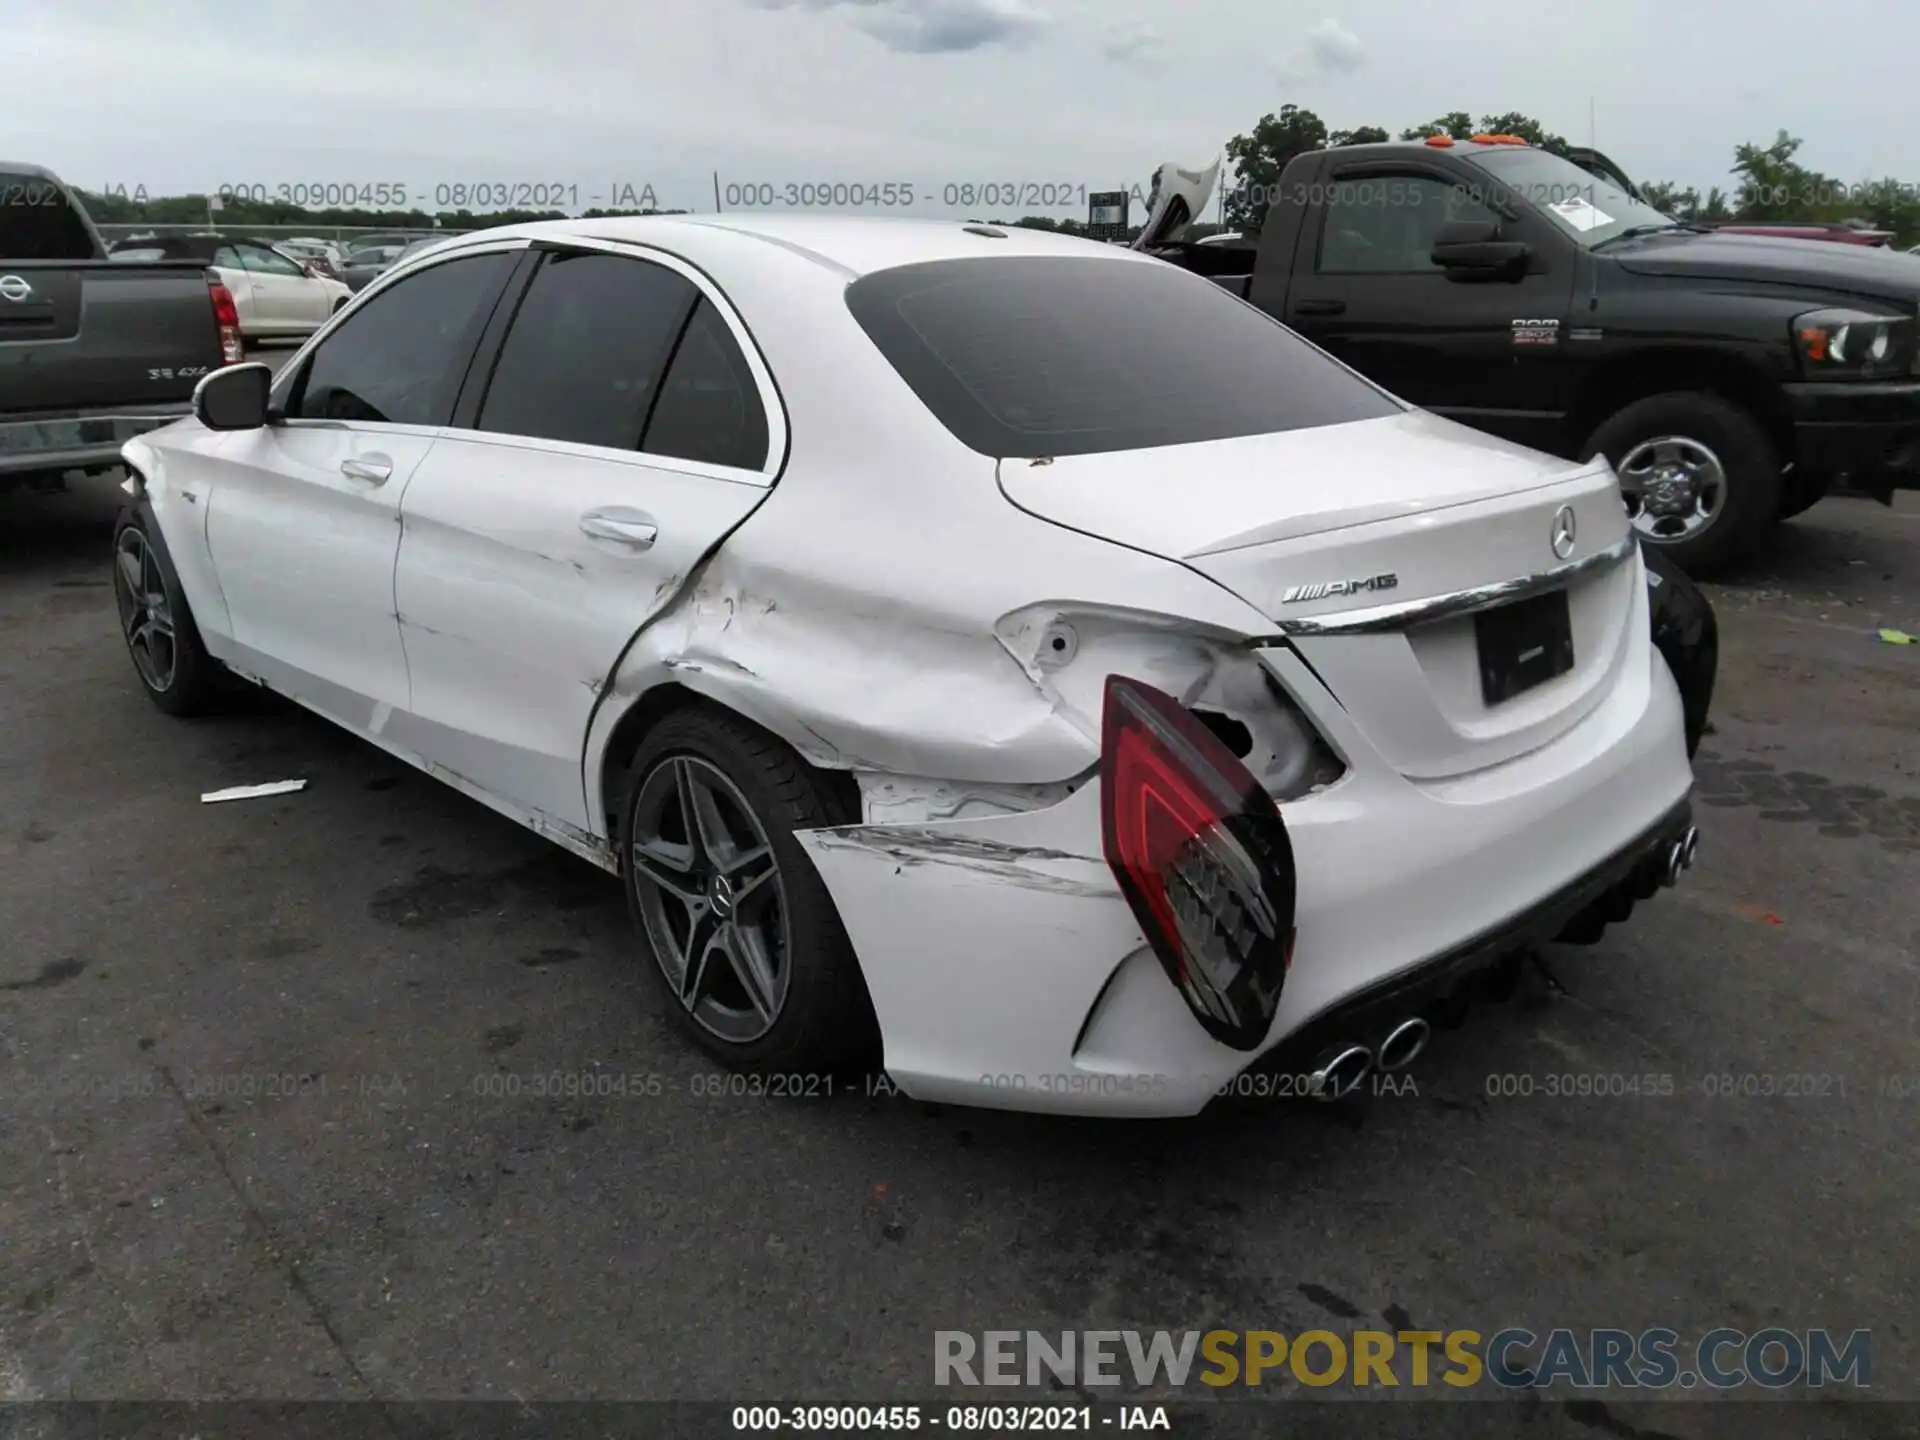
(709, 180, 1134, 210)
(730, 1405, 1170, 1432)
(159, 179, 1160, 213)
(207, 181, 659, 211)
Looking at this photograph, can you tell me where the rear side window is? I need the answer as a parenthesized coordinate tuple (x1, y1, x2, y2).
(290, 252, 515, 426)
(641, 299, 770, 470)
(477, 252, 697, 450)
(846, 256, 1401, 458)
(0, 172, 97, 260)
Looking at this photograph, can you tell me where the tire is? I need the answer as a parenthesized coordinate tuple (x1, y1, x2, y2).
(331, 298, 347, 314)
(1641, 544, 1717, 759)
(1777, 470, 1831, 521)
(1580, 392, 1783, 573)
(618, 706, 878, 1075)
(111, 505, 231, 717)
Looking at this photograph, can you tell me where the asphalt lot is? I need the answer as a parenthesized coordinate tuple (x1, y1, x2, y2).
(1, 432, 1916, 1436)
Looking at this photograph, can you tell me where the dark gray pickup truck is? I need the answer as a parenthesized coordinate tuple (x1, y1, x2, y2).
(1, 162, 239, 494)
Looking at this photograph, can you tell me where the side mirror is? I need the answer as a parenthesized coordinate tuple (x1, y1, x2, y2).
(1431, 220, 1532, 278)
(193, 362, 273, 431)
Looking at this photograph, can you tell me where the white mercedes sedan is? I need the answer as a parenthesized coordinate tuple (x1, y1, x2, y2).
(113, 214, 1702, 1117)
(109, 234, 351, 338)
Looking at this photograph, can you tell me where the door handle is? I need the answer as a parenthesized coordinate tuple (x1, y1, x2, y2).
(580, 510, 659, 549)
(1294, 298, 1346, 316)
(340, 456, 392, 484)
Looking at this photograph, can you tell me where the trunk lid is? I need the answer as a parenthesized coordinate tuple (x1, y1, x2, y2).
(1132, 159, 1221, 250)
(999, 411, 1643, 780)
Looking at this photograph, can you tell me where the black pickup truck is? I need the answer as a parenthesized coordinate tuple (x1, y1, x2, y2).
(1, 162, 239, 495)
(1143, 139, 1920, 569)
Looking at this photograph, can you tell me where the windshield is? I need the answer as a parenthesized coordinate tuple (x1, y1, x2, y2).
(847, 255, 1402, 458)
(1464, 148, 1676, 246)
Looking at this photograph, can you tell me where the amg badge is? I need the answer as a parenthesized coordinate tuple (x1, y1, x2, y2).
(1281, 574, 1399, 604)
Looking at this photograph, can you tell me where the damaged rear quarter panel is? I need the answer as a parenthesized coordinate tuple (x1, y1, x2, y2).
(581, 482, 1279, 836)
(576, 240, 1276, 842)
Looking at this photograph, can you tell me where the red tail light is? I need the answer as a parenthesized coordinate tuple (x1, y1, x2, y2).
(207, 278, 244, 364)
(1099, 674, 1297, 1051)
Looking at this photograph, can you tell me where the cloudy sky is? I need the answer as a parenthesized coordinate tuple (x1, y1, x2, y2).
(6, 0, 1916, 218)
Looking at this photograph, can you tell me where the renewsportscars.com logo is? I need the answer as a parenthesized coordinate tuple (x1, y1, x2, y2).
(934, 1328, 1872, 1392)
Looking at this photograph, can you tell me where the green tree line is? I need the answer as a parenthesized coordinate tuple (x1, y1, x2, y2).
(1221, 106, 1920, 244)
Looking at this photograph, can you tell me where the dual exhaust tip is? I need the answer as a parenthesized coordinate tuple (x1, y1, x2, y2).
(1308, 1016, 1429, 1102)
(1302, 826, 1698, 1103)
(1662, 825, 1701, 889)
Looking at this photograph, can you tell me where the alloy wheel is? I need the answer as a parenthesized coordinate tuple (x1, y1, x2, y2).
(1616, 435, 1727, 543)
(113, 528, 176, 693)
(626, 755, 791, 1043)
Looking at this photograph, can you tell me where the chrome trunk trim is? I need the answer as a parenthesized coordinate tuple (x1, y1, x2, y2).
(1263, 533, 1637, 637)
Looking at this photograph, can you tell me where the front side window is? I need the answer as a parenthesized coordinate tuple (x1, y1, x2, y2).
(846, 255, 1401, 458)
(1316, 174, 1502, 274)
(289, 251, 515, 425)
(476, 251, 698, 450)
(241, 244, 303, 277)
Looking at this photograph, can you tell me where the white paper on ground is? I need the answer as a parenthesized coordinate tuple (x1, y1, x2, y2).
(201, 779, 309, 803)
(1549, 197, 1614, 232)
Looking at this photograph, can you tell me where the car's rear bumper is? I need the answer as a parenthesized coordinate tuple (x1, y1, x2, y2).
(796, 631, 1695, 1118)
(1249, 795, 1694, 1084)
(1785, 380, 1920, 501)
(0, 404, 192, 479)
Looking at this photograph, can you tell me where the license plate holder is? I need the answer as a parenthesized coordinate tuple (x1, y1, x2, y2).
(1475, 589, 1574, 705)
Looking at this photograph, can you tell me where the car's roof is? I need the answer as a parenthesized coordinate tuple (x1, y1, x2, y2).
(431, 213, 1156, 280)
(0, 160, 59, 179)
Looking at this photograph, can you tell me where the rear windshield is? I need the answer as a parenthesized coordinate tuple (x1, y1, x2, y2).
(0, 171, 98, 260)
(845, 255, 1400, 458)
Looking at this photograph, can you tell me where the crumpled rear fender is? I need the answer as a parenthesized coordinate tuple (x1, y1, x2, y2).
(578, 474, 1276, 842)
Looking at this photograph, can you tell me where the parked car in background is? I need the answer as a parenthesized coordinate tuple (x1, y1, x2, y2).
(338, 242, 413, 291)
(0, 161, 235, 496)
(275, 237, 346, 278)
(1145, 139, 1920, 570)
(109, 233, 350, 339)
(113, 214, 1706, 1116)
(1704, 220, 1895, 247)
(342, 232, 415, 255)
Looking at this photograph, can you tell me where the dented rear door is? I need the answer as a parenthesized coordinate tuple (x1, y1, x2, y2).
(388, 246, 782, 834)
